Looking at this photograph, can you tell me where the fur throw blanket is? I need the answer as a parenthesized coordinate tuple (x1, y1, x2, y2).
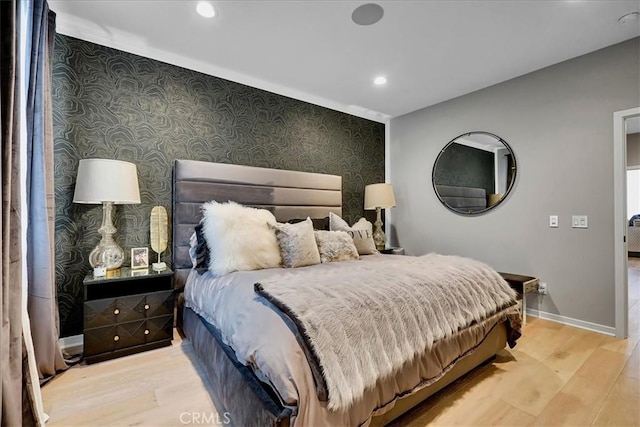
(255, 254, 517, 412)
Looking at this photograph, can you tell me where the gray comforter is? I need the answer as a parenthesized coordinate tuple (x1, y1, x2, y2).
(184, 255, 520, 426)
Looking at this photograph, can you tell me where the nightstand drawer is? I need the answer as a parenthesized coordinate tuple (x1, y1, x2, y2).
(84, 315, 173, 357)
(84, 290, 173, 329)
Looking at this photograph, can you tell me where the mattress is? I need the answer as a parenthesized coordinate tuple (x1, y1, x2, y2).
(184, 255, 519, 426)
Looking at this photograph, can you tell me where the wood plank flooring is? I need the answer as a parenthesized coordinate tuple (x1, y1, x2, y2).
(43, 262, 640, 426)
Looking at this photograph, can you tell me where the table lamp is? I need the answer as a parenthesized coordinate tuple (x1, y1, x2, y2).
(73, 159, 141, 271)
(364, 183, 396, 250)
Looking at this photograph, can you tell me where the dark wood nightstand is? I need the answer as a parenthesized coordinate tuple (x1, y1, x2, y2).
(83, 267, 174, 364)
(380, 247, 405, 255)
(498, 272, 538, 324)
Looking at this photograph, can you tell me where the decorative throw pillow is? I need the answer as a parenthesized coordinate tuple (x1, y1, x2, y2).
(329, 212, 378, 255)
(201, 201, 282, 276)
(189, 222, 210, 269)
(314, 230, 359, 263)
(271, 218, 321, 268)
(189, 231, 199, 268)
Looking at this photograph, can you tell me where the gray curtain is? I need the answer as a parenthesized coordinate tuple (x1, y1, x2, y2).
(25, 0, 67, 381)
(3, 0, 65, 423)
(1, 1, 37, 425)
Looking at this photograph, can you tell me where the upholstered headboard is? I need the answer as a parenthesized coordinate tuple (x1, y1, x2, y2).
(172, 160, 342, 289)
(435, 185, 487, 213)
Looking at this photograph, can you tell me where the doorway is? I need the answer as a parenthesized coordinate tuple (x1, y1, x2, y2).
(614, 107, 640, 338)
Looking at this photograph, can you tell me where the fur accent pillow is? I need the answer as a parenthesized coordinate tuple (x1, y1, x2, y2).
(201, 201, 282, 276)
(329, 212, 378, 255)
(271, 218, 321, 268)
(314, 230, 359, 263)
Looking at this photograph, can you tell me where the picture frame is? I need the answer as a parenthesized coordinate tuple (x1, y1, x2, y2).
(131, 247, 149, 269)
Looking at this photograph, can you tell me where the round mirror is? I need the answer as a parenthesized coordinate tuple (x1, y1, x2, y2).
(432, 131, 516, 215)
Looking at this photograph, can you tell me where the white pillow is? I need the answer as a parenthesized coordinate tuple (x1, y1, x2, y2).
(329, 212, 379, 255)
(271, 218, 321, 268)
(200, 201, 282, 276)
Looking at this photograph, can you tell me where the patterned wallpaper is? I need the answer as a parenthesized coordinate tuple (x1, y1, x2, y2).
(53, 35, 385, 337)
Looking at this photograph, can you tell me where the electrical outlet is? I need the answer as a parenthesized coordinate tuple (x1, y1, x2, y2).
(538, 282, 548, 295)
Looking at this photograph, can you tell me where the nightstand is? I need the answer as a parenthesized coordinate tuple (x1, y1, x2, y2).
(380, 247, 405, 255)
(498, 272, 539, 325)
(83, 267, 174, 364)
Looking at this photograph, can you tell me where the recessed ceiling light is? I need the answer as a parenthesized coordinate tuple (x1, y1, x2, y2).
(196, 1, 216, 18)
(352, 3, 384, 26)
(619, 12, 639, 25)
(373, 76, 387, 86)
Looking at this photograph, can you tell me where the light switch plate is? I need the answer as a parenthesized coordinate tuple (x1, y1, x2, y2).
(572, 215, 588, 229)
(549, 215, 558, 228)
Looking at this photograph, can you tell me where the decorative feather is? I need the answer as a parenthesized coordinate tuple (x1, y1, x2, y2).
(150, 206, 168, 261)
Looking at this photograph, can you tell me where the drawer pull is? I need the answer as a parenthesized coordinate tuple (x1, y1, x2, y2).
(113, 308, 120, 315)
(144, 329, 150, 335)
(144, 304, 150, 310)
(113, 335, 120, 342)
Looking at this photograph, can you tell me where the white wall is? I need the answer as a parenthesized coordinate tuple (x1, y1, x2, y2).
(389, 37, 639, 328)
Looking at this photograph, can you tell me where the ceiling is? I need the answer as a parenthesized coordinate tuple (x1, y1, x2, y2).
(50, 1, 640, 123)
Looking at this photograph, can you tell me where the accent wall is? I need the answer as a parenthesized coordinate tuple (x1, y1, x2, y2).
(53, 35, 385, 337)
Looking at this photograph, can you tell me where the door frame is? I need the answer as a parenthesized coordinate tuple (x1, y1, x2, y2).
(614, 107, 640, 338)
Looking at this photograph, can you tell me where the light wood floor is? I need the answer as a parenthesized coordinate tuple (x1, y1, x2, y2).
(43, 265, 640, 426)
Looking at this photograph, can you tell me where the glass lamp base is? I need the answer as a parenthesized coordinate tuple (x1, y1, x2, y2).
(373, 228, 386, 251)
(89, 241, 124, 270)
(373, 207, 386, 251)
(89, 201, 124, 270)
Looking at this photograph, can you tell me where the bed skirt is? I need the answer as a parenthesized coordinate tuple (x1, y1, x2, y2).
(183, 307, 293, 427)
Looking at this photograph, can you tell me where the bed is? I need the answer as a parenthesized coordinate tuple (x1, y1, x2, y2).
(172, 159, 520, 426)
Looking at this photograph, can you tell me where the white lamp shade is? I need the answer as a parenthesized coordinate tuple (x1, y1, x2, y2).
(364, 183, 396, 210)
(73, 159, 141, 204)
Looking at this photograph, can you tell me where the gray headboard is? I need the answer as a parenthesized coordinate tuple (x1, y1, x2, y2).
(435, 185, 487, 213)
(172, 160, 342, 289)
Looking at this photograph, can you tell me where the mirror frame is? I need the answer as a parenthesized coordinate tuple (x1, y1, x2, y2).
(432, 131, 517, 216)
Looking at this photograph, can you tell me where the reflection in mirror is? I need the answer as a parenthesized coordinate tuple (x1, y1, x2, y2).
(432, 131, 516, 215)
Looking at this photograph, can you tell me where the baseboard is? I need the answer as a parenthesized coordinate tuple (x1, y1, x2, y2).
(526, 308, 616, 336)
(59, 334, 83, 355)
